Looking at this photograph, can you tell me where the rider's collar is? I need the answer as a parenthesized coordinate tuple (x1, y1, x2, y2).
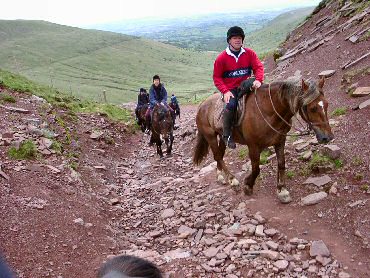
(226, 46, 245, 62)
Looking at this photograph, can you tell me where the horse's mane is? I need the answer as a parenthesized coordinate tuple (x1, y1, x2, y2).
(155, 104, 169, 121)
(273, 80, 321, 114)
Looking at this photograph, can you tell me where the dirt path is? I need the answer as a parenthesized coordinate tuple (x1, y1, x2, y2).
(0, 86, 369, 278)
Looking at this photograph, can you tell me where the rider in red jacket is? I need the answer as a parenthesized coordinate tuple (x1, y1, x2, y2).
(213, 26, 264, 149)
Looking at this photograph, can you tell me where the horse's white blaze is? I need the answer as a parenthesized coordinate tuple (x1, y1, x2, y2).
(318, 101, 324, 112)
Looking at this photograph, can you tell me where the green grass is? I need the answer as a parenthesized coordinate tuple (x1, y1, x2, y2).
(0, 93, 16, 103)
(246, 7, 314, 56)
(286, 170, 295, 179)
(238, 147, 249, 160)
(308, 153, 344, 171)
(331, 107, 347, 117)
(0, 20, 216, 104)
(8, 140, 38, 160)
(309, 153, 331, 169)
(0, 68, 134, 124)
(333, 159, 343, 169)
(260, 149, 272, 165)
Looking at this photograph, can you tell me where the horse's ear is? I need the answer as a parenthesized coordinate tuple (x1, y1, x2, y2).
(318, 76, 325, 89)
(301, 79, 309, 92)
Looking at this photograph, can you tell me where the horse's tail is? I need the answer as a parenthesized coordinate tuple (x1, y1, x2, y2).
(193, 131, 209, 165)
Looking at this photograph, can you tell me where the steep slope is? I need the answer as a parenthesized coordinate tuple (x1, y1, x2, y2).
(0, 20, 216, 104)
(260, 0, 370, 275)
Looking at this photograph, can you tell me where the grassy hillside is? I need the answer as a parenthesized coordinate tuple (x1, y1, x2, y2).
(245, 7, 314, 56)
(0, 68, 134, 124)
(0, 20, 216, 104)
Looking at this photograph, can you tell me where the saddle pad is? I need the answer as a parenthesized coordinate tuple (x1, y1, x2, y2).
(213, 94, 247, 132)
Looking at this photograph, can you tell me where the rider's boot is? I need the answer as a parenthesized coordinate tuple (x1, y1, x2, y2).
(145, 113, 151, 134)
(222, 109, 236, 149)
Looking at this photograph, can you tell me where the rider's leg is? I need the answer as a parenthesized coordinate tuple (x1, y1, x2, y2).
(135, 107, 139, 123)
(223, 90, 238, 149)
(145, 108, 151, 133)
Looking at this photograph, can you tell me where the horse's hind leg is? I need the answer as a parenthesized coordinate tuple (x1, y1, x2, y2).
(166, 132, 174, 155)
(243, 147, 261, 195)
(209, 135, 239, 190)
(274, 141, 292, 203)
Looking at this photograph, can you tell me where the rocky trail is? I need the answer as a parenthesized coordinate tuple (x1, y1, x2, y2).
(0, 88, 369, 278)
(1, 1, 370, 277)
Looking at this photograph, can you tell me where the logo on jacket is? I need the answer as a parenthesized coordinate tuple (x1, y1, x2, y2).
(223, 67, 252, 78)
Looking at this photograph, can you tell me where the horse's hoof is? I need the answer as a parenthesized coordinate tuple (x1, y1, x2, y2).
(230, 178, 240, 192)
(278, 188, 292, 204)
(243, 186, 253, 196)
(217, 174, 226, 185)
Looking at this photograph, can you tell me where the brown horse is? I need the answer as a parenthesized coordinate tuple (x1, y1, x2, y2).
(137, 104, 149, 132)
(193, 78, 334, 203)
(150, 103, 174, 158)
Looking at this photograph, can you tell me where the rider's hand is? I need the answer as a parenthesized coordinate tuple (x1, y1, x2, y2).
(223, 91, 234, 104)
(252, 80, 262, 89)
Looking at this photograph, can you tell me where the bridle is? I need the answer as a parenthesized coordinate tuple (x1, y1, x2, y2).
(253, 84, 327, 137)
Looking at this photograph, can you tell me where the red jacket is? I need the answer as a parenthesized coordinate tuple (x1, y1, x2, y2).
(213, 47, 264, 94)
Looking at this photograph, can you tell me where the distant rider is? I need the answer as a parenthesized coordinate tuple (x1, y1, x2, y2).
(135, 88, 149, 123)
(145, 75, 175, 133)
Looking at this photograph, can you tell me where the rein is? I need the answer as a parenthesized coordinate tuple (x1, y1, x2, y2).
(253, 84, 312, 137)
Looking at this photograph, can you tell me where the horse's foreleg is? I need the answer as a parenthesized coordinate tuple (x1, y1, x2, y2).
(243, 148, 261, 195)
(213, 137, 239, 190)
(166, 132, 174, 155)
(154, 135, 163, 158)
(274, 142, 291, 203)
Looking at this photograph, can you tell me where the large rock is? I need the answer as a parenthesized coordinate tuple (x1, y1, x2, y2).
(310, 240, 331, 257)
(301, 192, 328, 206)
(321, 144, 341, 160)
(318, 70, 336, 78)
(303, 175, 332, 187)
(199, 162, 217, 175)
(351, 87, 370, 97)
(203, 247, 219, 258)
(274, 260, 289, 270)
(161, 208, 175, 219)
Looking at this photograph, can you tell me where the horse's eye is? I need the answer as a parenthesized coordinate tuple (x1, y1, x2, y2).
(310, 107, 317, 113)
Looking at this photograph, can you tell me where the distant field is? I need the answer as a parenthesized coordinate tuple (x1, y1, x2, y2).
(105, 7, 314, 56)
(0, 7, 313, 104)
(0, 20, 216, 104)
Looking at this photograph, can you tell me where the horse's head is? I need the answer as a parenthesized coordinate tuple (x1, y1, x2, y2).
(299, 78, 334, 144)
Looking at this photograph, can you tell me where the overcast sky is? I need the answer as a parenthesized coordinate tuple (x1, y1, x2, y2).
(2, 0, 321, 27)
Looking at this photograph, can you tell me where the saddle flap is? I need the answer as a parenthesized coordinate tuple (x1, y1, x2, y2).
(213, 94, 247, 132)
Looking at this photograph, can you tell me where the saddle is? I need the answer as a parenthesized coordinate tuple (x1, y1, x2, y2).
(213, 78, 255, 132)
(214, 94, 247, 131)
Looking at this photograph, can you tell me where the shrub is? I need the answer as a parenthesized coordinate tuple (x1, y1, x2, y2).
(331, 107, 346, 117)
(260, 149, 272, 165)
(8, 140, 37, 159)
(286, 170, 295, 179)
(0, 94, 16, 103)
(238, 147, 249, 160)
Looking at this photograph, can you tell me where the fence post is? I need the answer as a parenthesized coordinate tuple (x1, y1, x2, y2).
(102, 90, 107, 103)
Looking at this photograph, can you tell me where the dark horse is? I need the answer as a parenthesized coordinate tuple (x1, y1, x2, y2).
(193, 78, 334, 203)
(150, 103, 174, 157)
(169, 102, 180, 119)
(137, 104, 149, 132)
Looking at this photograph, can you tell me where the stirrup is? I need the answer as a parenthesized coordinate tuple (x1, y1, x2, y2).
(223, 135, 236, 149)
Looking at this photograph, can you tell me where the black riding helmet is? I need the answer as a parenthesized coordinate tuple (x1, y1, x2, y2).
(227, 26, 245, 43)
